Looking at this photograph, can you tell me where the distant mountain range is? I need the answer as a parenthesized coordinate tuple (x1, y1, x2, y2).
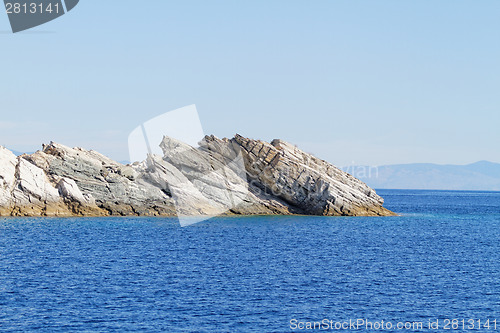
(343, 161, 500, 191)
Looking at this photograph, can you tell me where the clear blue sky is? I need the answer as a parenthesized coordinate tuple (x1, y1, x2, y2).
(1, 0, 499, 166)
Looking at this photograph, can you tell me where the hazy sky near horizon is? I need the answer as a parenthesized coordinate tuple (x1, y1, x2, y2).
(1, 0, 499, 166)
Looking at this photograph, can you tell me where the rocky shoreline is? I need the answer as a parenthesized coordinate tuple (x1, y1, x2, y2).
(0, 135, 395, 218)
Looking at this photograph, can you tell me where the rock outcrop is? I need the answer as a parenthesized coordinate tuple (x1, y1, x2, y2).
(0, 135, 395, 217)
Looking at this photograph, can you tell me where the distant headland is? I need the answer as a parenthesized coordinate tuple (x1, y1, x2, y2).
(345, 161, 500, 191)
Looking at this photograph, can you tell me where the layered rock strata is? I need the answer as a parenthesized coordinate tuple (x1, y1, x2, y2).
(0, 135, 395, 217)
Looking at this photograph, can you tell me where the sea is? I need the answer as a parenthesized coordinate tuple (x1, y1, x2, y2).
(0, 190, 499, 332)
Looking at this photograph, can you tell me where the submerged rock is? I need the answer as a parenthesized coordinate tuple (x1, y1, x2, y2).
(0, 135, 395, 217)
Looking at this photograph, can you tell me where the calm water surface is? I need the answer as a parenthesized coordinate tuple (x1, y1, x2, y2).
(0, 190, 499, 332)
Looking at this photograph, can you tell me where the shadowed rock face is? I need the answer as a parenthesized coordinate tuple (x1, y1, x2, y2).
(0, 135, 395, 217)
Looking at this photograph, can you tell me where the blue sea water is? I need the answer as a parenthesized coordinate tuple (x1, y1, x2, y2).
(0, 190, 499, 332)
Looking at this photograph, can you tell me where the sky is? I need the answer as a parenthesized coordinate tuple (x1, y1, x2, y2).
(1, 0, 499, 167)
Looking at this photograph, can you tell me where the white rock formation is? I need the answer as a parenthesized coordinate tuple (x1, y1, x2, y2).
(0, 135, 394, 217)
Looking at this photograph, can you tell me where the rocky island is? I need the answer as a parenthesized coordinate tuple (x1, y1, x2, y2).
(0, 135, 395, 217)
